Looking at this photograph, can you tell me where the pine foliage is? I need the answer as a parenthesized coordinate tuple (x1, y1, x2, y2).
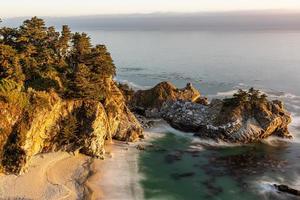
(0, 17, 116, 100)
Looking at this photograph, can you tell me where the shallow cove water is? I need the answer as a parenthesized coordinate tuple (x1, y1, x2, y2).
(83, 30, 300, 199)
(140, 125, 300, 200)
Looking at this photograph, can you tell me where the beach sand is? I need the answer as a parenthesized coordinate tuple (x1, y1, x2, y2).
(0, 152, 92, 200)
(0, 142, 145, 200)
(86, 129, 165, 200)
(0, 130, 162, 200)
(86, 140, 144, 200)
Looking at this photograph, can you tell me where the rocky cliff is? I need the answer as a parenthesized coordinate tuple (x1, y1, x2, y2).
(128, 82, 292, 143)
(128, 81, 206, 117)
(0, 17, 145, 175)
(0, 79, 143, 174)
(162, 96, 292, 143)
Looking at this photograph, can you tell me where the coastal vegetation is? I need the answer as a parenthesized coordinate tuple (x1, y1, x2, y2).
(0, 17, 116, 101)
(223, 88, 268, 107)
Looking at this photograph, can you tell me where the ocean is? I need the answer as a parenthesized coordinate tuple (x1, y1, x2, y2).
(84, 29, 300, 199)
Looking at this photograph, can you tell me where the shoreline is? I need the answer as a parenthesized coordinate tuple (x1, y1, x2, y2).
(0, 124, 299, 199)
(86, 140, 145, 200)
(0, 129, 161, 200)
(86, 129, 164, 200)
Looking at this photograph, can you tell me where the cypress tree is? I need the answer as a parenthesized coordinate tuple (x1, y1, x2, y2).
(89, 45, 116, 77)
(59, 25, 71, 58)
(0, 17, 117, 99)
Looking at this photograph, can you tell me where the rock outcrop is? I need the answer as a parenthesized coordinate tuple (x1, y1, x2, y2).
(0, 79, 143, 174)
(161, 98, 292, 143)
(129, 82, 206, 117)
(127, 82, 292, 143)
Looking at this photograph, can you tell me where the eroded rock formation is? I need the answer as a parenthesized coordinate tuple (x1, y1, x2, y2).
(0, 79, 143, 174)
(129, 81, 206, 117)
(162, 98, 292, 143)
(127, 82, 292, 143)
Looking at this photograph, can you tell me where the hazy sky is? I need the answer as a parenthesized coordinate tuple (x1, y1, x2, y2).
(1, 0, 300, 17)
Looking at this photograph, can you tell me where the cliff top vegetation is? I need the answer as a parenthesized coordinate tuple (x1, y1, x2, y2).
(0, 17, 116, 105)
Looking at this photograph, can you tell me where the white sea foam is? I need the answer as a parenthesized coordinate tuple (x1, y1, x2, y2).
(216, 89, 238, 97)
(262, 136, 295, 146)
(258, 181, 277, 193)
(256, 180, 285, 200)
(236, 82, 246, 87)
(265, 90, 300, 101)
(288, 113, 300, 143)
(89, 141, 145, 200)
(150, 122, 244, 149)
(191, 137, 244, 148)
(216, 87, 300, 101)
(291, 114, 300, 128)
(255, 176, 300, 200)
(280, 93, 299, 100)
(115, 78, 151, 90)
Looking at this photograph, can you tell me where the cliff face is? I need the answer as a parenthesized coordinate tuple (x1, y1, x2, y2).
(0, 80, 143, 174)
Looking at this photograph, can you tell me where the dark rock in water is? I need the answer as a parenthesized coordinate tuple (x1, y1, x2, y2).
(202, 179, 223, 195)
(136, 143, 167, 152)
(147, 144, 167, 152)
(274, 184, 300, 196)
(171, 172, 195, 180)
(183, 149, 201, 157)
(136, 144, 146, 151)
(165, 151, 183, 164)
(153, 147, 167, 152)
(161, 90, 292, 143)
(134, 113, 158, 129)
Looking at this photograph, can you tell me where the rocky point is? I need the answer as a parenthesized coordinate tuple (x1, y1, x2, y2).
(128, 82, 292, 143)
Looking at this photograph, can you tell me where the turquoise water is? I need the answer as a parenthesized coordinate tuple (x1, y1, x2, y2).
(139, 130, 300, 200)
(139, 133, 255, 200)
(85, 30, 300, 199)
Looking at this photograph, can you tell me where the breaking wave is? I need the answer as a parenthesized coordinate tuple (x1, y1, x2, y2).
(115, 78, 151, 90)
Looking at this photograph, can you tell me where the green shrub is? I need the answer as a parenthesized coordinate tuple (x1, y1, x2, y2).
(223, 88, 267, 108)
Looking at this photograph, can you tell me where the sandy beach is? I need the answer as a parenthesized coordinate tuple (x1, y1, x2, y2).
(0, 152, 92, 200)
(0, 129, 162, 200)
(0, 145, 143, 200)
(86, 141, 144, 200)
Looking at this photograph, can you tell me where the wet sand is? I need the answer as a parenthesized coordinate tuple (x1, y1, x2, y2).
(86, 141, 144, 200)
(86, 130, 164, 200)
